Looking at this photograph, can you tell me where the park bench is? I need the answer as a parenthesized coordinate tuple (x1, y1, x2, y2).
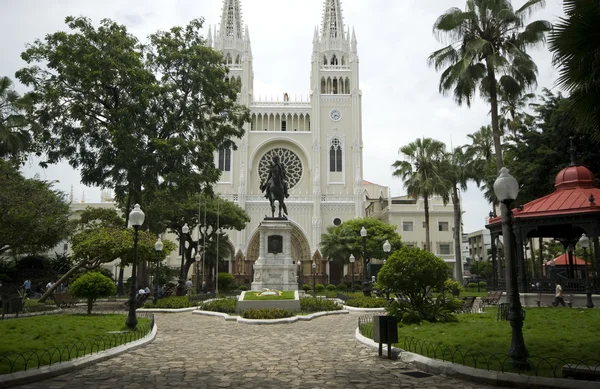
(535, 293, 573, 308)
(53, 293, 79, 308)
(562, 364, 600, 381)
(482, 291, 502, 305)
(123, 293, 150, 309)
(457, 296, 476, 314)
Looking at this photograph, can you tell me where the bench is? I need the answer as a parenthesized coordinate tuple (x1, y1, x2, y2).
(482, 291, 502, 305)
(457, 296, 476, 314)
(535, 293, 573, 308)
(562, 364, 600, 381)
(53, 293, 79, 308)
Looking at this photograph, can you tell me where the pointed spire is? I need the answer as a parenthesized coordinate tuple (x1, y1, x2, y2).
(219, 0, 243, 39)
(207, 25, 213, 47)
(351, 27, 357, 52)
(245, 25, 250, 41)
(321, 0, 345, 40)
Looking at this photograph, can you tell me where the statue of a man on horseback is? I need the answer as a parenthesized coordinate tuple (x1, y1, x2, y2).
(260, 155, 290, 218)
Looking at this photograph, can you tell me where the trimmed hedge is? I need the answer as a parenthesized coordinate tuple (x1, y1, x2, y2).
(300, 297, 342, 312)
(345, 295, 389, 308)
(197, 298, 237, 313)
(241, 308, 294, 319)
(143, 296, 193, 309)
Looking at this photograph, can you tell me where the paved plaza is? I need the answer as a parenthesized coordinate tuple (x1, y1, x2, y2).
(13, 312, 503, 389)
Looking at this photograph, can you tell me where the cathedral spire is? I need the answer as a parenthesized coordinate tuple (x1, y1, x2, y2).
(220, 0, 243, 39)
(321, 0, 345, 40)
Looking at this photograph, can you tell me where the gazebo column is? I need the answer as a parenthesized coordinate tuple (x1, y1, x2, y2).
(490, 236, 497, 290)
(515, 234, 528, 293)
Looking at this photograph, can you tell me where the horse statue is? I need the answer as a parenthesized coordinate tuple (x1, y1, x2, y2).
(260, 156, 289, 218)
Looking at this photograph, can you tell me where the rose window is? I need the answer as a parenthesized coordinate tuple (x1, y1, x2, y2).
(258, 148, 303, 189)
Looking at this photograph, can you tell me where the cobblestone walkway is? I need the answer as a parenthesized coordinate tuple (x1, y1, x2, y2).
(14, 312, 504, 389)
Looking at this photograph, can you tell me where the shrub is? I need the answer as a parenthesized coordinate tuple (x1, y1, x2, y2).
(386, 299, 458, 324)
(444, 279, 464, 296)
(315, 284, 325, 292)
(218, 272, 235, 292)
(352, 283, 362, 291)
(302, 284, 311, 292)
(345, 295, 389, 308)
(197, 298, 236, 313)
(143, 296, 193, 309)
(300, 297, 342, 312)
(241, 308, 293, 319)
(238, 284, 248, 291)
(326, 284, 336, 291)
(478, 281, 487, 288)
(336, 283, 347, 291)
(70, 272, 116, 314)
(467, 282, 477, 288)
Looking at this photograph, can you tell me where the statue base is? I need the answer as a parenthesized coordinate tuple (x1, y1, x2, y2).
(251, 219, 298, 291)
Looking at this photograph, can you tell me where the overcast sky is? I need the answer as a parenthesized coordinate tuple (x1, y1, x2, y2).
(0, 0, 565, 233)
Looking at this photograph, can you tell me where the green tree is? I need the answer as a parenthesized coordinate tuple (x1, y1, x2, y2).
(0, 160, 71, 257)
(70, 271, 116, 314)
(429, 0, 551, 171)
(440, 147, 480, 281)
(392, 137, 449, 252)
(0, 76, 31, 163)
(377, 246, 448, 313)
(470, 260, 493, 280)
(16, 16, 249, 211)
(549, 0, 600, 138)
(465, 125, 499, 213)
(319, 225, 355, 265)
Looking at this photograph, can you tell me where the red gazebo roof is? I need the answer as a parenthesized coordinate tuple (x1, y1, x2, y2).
(545, 253, 589, 266)
(489, 165, 600, 223)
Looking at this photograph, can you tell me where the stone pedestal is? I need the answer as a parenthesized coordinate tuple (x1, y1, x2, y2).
(251, 218, 298, 291)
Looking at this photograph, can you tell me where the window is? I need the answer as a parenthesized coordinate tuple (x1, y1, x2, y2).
(333, 218, 342, 226)
(218, 148, 231, 171)
(439, 244, 451, 255)
(402, 221, 413, 232)
(329, 138, 342, 172)
(281, 120, 287, 131)
(439, 221, 449, 232)
(422, 221, 426, 228)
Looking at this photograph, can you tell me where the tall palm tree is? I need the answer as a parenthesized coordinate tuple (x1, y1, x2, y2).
(0, 76, 31, 160)
(320, 225, 354, 265)
(428, 0, 551, 172)
(440, 147, 481, 281)
(549, 0, 600, 138)
(392, 137, 449, 252)
(466, 125, 498, 214)
(498, 91, 536, 135)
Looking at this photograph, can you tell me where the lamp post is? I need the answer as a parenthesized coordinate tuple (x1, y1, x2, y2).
(177, 223, 190, 296)
(297, 261, 302, 290)
(549, 259, 556, 285)
(126, 204, 145, 330)
(360, 226, 371, 297)
(383, 240, 391, 300)
(349, 254, 355, 289)
(496, 238, 504, 289)
(494, 167, 529, 369)
(195, 252, 201, 294)
(312, 261, 317, 296)
(153, 236, 163, 305)
(578, 233, 594, 308)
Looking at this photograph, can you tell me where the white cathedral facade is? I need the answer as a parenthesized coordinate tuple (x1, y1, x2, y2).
(210, 0, 365, 282)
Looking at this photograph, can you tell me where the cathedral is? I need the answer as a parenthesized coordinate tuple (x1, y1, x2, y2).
(210, 0, 365, 284)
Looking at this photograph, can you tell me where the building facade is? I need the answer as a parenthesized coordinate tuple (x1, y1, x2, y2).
(210, 0, 365, 280)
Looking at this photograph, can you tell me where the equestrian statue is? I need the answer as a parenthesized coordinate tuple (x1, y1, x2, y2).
(260, 155, 290, 218)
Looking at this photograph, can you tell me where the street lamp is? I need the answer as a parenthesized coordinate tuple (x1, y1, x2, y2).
(578, 233, 594, 308)
(297, 260, 302, 289)
(549, 259, 556, 284)
(195, 252, 201, 294)
(153, 236, 163, 305)
(494, 167, 529, 369)
(349, 254, 355, 289)
(177, 223, 190, 296)
(360, 226, 371, 297)
(383, 240, 391, 264)
(126, 204, 145, 330)
(312, 261, 317, 296)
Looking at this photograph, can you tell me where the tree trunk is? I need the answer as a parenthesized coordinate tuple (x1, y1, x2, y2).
(486, 58, 504, 172)
(423, 194, 431, 252)
(87, 297, 93, 314)
(452, 186, 463, 281)
(39, 258, 89, 302)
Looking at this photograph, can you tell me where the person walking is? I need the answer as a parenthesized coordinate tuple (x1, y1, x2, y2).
(185, 279, 193, 295)
(23, 279, 31, 297)
(553, 283, 566, 307)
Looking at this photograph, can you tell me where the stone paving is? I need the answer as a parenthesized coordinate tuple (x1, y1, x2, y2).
(12, 312, 505, 389)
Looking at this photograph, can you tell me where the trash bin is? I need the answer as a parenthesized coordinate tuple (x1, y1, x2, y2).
(497, 303, 509, 321)
(373, 315, 398, 359)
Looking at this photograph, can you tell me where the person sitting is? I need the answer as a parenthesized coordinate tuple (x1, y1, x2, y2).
(144, 286, 151, 294)
(138, 288, 146, 296)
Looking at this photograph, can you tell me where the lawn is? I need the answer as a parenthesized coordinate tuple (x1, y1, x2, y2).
(243, 290, 296, 300)
(361, 307, 600, 377)
(0, 314, 152, 374)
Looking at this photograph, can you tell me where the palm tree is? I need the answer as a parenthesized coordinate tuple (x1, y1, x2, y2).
(549, 0, 600, 138)
(392, 137, 449, 252)
(440, 147, 481, 281)
(466, 125, 498, 214)
(0, 76, 31, 160)
(319, 225, 354, 265)
(428, 0, 551, 172)
(498, 91, 536, 135)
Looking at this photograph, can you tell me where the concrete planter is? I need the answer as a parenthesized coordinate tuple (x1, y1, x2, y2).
(236, 290, 301, 313)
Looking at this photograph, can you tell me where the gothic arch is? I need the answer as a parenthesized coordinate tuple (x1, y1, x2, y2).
(248, 137, 312, 175)
(245, 222, 311, 264)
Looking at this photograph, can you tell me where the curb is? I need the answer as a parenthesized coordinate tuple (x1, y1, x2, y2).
(0, 324, 157, 389)
(354, 329, 600, 389)
(138, 307, 197, 313)
(192, 309, 348, 324)
(342, 305, 386, 312)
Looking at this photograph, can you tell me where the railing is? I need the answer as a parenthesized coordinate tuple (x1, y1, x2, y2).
(0, 310, 154, 375)
(357, 314, 600, 379)
(492, 278, 600, 294)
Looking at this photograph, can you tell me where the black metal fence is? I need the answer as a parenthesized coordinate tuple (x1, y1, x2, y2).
(358, 314, 600, 379)
(491, 278, 600, 294)
(0, 310, 154, 375)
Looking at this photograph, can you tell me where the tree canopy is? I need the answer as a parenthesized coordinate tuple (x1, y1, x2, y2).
(0, 160, 71, 257)
(0, 76, 32, 163)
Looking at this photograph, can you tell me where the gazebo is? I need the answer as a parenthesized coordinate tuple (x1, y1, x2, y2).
(486, 160, 600, 293)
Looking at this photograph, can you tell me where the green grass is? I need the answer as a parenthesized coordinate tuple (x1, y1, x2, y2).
(243, 290, 296, 300)
(361, 307, 600, 377)
(0, 314, 151, 374)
